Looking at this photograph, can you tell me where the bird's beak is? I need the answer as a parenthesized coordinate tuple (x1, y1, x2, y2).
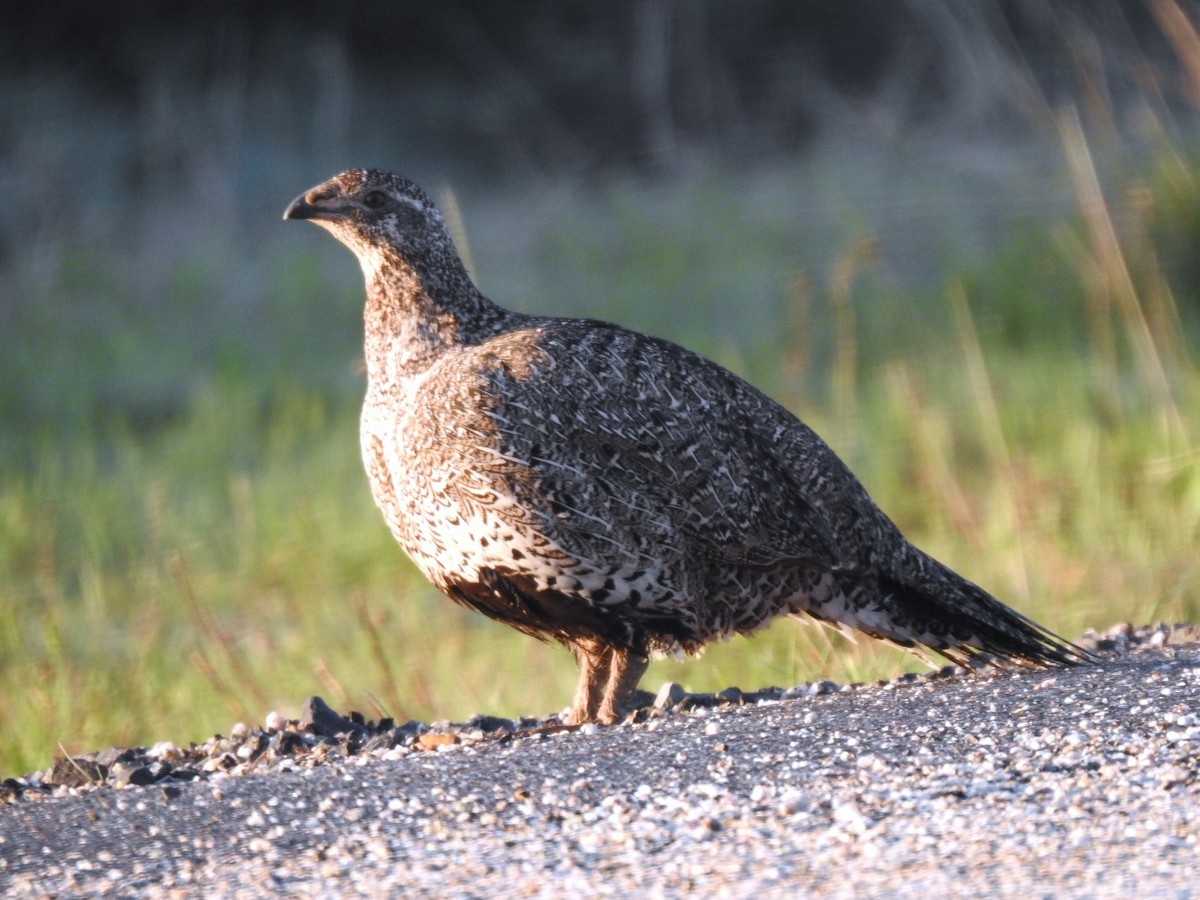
(283, 193, 317, 220)
(283, 186, 344, 222)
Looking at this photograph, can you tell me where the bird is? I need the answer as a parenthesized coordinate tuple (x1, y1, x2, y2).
(284, 169, 1086, 725)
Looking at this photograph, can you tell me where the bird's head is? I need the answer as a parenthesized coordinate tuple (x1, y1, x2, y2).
(284, 169, 451, 278)
(284, 169, 506, 343)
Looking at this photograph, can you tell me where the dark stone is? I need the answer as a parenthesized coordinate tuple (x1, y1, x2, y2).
(108, 763, 157, 788)
(300, 696, 369, 741)
(241, 732, 269, 762)
(269, 730, 304, 757)
(677, 693, 717, 712)
(361, 730, 400, 753)
(465, 714, 516, 733)
(128, 766, 158, 785)
(208, 752, 237, 771)
(1, 778, 29, 801)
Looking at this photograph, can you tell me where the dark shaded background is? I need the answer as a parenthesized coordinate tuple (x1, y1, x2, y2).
(0, 0, 1181, 177)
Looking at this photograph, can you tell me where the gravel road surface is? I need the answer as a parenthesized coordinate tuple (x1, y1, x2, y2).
(2, 628, 1198, 897)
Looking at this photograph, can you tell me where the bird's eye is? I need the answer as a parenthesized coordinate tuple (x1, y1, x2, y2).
(363, 190, 388, 210)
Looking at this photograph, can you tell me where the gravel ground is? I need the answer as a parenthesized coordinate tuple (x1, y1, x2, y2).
(1, 623, 1198, 897)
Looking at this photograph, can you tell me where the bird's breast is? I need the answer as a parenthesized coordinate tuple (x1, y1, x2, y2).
(358, 361, 558, 580)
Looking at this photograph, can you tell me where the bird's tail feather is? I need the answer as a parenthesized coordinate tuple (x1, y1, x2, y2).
(872, 556, 1092, 669)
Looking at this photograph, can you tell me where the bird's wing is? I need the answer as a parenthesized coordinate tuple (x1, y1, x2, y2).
(472, 321, 841, 572)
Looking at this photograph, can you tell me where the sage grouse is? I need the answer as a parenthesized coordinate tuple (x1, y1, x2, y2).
(284, 169, 1084, 724)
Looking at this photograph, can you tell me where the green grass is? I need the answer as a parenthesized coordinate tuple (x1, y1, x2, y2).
(3, 120, 1200, 776)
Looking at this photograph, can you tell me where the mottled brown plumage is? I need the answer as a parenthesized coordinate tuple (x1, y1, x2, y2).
(284, 169, 1086, 724)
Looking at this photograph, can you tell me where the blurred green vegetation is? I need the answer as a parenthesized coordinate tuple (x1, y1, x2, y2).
(2, 126, 1199, 776)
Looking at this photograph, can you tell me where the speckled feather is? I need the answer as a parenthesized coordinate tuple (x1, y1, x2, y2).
(285, 169, 1087, 724)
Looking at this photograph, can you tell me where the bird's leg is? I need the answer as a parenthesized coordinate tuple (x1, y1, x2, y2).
(595, 646, 649, 725)
(568, 639, 611, 725)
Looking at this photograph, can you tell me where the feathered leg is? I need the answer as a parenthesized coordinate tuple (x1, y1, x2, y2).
(596, 647, 648, 725)
(568, 639, 611, 724)
(568, 642, 649, 724)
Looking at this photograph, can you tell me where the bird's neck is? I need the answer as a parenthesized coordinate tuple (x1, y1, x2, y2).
(361, 251, 513, 386)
